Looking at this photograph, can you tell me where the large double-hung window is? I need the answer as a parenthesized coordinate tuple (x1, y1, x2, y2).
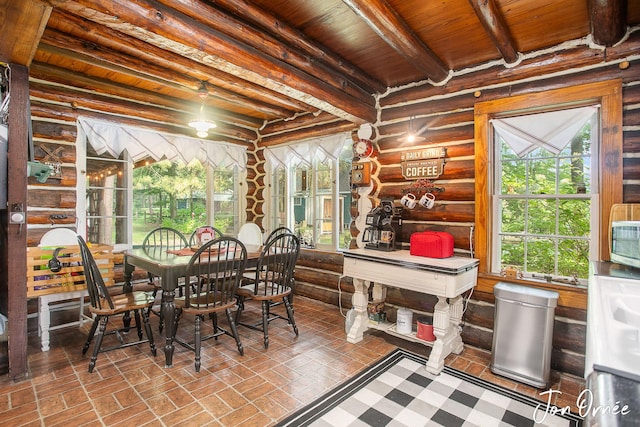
(491, 107, 598, 281)
(474, 80, 623, 286)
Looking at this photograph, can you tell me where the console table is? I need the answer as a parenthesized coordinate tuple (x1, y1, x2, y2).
(343, 249, 478, 374)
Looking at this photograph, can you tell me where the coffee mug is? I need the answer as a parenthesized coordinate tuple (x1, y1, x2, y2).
(419, 192, 436, 209)
(400, 193, 417, 209)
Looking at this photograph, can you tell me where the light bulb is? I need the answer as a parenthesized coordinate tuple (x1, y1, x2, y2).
(189, 118, 216, 138)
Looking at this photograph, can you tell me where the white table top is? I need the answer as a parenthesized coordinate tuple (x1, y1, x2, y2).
(343, 248, 478, 275)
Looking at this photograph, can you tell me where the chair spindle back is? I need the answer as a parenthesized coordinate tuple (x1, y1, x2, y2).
(183, 237, 248, 310)
(253, 233, 300, 297)
(77, 235, 114, 310)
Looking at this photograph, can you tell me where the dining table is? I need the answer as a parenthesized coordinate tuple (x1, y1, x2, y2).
(123, 243, 263, 367)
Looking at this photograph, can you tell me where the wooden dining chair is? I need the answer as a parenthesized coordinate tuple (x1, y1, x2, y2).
(77, 236, 156, 373)
(235, 232, 300, 349)
(142, 227, 189, 327)
(172, 236, 247, 372)
(245, 226, 298, 309)
(143, 227, 188, 250)
(264, 226, 293, 245)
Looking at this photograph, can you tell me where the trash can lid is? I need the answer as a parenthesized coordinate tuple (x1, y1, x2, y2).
(494, 282, 559, 307)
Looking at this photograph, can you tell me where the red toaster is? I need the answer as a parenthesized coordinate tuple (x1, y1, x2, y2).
(409, 231, 454, 258)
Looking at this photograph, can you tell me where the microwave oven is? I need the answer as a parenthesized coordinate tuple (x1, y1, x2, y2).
(611, 220, 640, 268)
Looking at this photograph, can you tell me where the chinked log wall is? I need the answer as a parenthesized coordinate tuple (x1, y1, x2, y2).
(293, 36, 640, 378)
(25, 34, 640, 378)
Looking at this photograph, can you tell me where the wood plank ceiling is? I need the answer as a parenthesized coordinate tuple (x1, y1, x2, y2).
(1, 0, 638, 145)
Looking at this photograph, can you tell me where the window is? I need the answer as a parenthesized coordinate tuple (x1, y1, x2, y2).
(84, 144, 131, 251)
(474, 80, 623, 283)
(492, 110, 597, 280)
(266, 134, 353, 250)
(77, 117, 247, 249)
(208, 166, 240, 235)
(131, 161, 241, 244)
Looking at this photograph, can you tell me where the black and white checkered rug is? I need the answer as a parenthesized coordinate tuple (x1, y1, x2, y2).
(277, 349, 582, 427)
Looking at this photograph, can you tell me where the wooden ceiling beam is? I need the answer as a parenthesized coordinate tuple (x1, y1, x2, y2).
(155, 0, 379, 99)
(52, 0, 377, 124)
(209, 0, 386, 94)
(29, 81, 258, 141)
(260, 112, 346, 137)
(588, 0, 627, 47)
(467, 0, 518, 64)
(39, 29, 296, 119)
(0, 0, 51, 66)
(30, 99, 254, 147)
(259, 120, 356, 147)
(29, 62, 263, 128)
(37, 42, 278, 124)
(46, 9, 311, 115)
(341, 0, 449, 82)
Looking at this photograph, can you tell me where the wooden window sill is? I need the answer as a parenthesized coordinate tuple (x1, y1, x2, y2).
(477, 272, 587, 310)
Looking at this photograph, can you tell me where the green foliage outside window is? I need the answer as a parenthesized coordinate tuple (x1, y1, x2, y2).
(132, 160, 236, 244)
(498, 122, 592, 280)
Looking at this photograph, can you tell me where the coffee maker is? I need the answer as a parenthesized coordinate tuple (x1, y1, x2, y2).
(362, 199, 403, 251)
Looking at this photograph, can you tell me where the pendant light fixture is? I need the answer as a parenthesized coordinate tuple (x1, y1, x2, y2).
(188, 82, 216, 138)
(398, 116, 425, 143)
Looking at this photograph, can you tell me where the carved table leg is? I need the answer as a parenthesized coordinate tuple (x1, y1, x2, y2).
(449, 294, 464, 355)
(122, 259, 134, 293)
(122, 258, 134, 330)
(347, 278, 370, 343)
(162, 288, 176, 367)
(426, 294, 467, 374)
(426, 295, 451, 374)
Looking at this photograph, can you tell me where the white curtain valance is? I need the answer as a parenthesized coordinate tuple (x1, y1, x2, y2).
(77, 117, 247, 170)
(491, 106, 598, 158)
(264, 133, 349, 171)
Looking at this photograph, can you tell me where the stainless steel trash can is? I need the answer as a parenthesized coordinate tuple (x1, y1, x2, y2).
(491, 283, 559, 388)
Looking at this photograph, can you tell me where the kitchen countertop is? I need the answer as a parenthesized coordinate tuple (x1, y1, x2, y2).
(585, 262, 640, 379)
(585, 262, 640, 426)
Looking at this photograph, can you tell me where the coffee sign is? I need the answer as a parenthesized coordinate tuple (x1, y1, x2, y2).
(401, 147, 446, 179)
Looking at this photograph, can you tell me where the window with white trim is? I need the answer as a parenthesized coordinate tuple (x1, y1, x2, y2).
(209, 166, 240, 235)
(266, 134, 353, 250)
(491, 107, 599, 282)
(85, 144, 131, 250)
(77, 117, 246, 249)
